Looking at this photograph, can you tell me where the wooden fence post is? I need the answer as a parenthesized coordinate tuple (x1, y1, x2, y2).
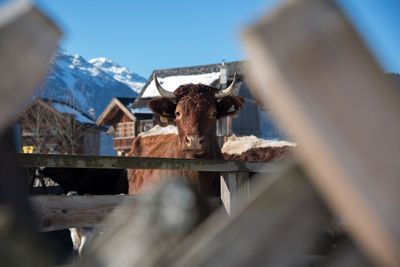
(243, 0, 400, 265)
(0, 1, 61, 266)
(220, 172, 250, 215)
(158, 165, 331, 267)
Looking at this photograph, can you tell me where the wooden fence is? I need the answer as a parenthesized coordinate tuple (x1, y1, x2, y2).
(2, 0, 399, 266)
(19, 153, 289, 231)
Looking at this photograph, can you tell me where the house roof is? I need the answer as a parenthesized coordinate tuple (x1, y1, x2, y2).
(134, 61, 244, 105)
(51, 100, 94, 124)
(142, 72, 221, 98)
(20, 98, 97, 125)
(42, 98, 95, 124)
(96, 97, 153, 126)
(116, 97, 153, 115)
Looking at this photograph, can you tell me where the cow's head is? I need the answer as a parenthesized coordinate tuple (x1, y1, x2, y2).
(149, 73, 244, 157)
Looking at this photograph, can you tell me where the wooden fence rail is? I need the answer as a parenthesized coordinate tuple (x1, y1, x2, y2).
(30, 195, 221, 232)
(22, 153, 289, 227)
(17, 153, 288, 173)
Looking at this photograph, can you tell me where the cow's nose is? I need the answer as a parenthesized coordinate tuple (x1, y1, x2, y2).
(185, 135, 204, 148)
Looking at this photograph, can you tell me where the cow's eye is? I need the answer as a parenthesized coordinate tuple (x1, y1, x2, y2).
(175, 111, 181, 117)
(210, 111, 217, 118)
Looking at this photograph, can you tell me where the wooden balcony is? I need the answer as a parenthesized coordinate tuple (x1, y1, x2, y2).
(113, 137, 134, 151)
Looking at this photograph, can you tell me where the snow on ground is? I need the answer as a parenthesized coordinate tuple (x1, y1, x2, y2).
(222, 135, 296, 155)
(142, 72, 220, 98)
(138, 125, 178, 137)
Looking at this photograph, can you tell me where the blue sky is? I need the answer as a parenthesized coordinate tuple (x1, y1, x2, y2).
(34, 0, 399, 78)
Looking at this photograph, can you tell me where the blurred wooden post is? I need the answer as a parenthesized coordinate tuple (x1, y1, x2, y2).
(0, 1, 61, 266)
(243, 0, 400, 266)
(160, 166, 330, 267)
(0, 1, 61, 133)
(80, 180, 211, 267)
(0, 129, 54, 267)
(220, 172, 249, 215)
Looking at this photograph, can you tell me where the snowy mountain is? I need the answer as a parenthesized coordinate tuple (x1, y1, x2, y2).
(35, 49, 145, 118)
(89, 57, 146, 93)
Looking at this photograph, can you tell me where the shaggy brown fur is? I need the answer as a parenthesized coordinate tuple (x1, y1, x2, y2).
(128, 83, 244, 196)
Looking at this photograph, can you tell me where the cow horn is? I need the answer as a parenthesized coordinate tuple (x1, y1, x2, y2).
(215, 72, 238, 99)
(153, 73, 176, 101)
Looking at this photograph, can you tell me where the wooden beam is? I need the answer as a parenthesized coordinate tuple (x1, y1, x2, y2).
(17, 153, 290, 173)
(0, 1, 61, 133)
(220, 172, 250, 215)
(79, 181, 214, 267)
(30, 195, 221, 232)
(0, 1, 61, 265)
(158, 166, 331, 267)
(242, 0, 400, 266)
(322, 244, 373, 267)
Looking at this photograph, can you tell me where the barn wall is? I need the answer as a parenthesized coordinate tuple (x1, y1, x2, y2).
(259, 109, 287, 139)
(232, 101, 261, 136)
(232, 82, 261, 136)
(120, 113, 133, 123)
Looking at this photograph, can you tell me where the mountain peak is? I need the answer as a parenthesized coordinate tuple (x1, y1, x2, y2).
(36, 49, 142, 118)
(89, 57, 146, 93)
(89, 57, 113, 65)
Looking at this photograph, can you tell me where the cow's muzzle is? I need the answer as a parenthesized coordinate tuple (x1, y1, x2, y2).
(183, 135, 205, 154)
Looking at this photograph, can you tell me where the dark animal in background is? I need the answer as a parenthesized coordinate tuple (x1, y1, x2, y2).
(39, 167, 128, 257)
(128, 73, 244, 196)
(40, 167, 128, 195)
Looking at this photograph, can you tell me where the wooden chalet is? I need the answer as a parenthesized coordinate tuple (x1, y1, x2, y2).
(133, 61, 265, 140)
(96, 97, 154, 155)
(17, 98, 101, 155)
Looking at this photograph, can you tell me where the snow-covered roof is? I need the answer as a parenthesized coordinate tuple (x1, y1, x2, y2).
(52, 102, 94, 124)
(142, 72, 220, 98)
(96, 97, 153, 126)
(128, 107, 153, 114)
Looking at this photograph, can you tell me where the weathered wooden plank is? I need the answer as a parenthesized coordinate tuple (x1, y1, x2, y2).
(0, 130, 55, 267)
(0, 1, 61, 266)
(158, 165, 331, 267)
(80, 181, 213, 267)
(30, 195, 221, 232)
(31, 195, 137, 232)
(0, 1, 61, 133)
(220, 172, 250, 215)
(17, 153, 290, 173)
(243, 0, 400, 266)
(322, 244, 373, 267)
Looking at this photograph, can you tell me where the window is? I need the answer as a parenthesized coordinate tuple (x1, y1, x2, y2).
(140, 120, 153, 133)
(115, 122, 135, 138)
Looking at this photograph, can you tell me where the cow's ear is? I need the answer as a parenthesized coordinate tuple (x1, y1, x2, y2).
(216, 96, 245, 118)
(149, 98, 176, 117)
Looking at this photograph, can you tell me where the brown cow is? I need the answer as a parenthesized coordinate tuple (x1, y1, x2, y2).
(128, 73, 244, 196)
